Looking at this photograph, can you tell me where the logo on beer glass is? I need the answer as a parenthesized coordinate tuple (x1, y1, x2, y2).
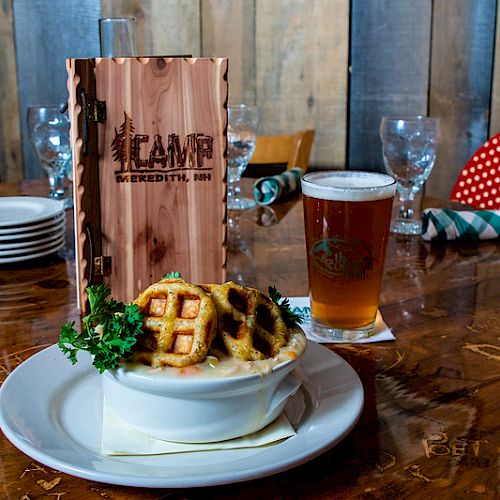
(310, 237, 373, 280)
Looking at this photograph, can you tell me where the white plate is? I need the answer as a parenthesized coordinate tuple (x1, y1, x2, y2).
(0, 233, 65, 256)
(0, 197, 64, 228)
(0, 213, 65, 237)
(0, 226, 65, 250)
(0, 238, 65, 264)
(0, 342, 363, 488)
(0, 217, 66, 242)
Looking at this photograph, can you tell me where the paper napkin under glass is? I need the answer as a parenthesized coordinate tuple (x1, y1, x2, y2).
(421, 208, 500, 242)
(101, 403, 296, 456)
(253, 167, 305, 205)
(287, 297, 395, 343)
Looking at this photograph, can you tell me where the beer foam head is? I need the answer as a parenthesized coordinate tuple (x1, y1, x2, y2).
(301, 171, 396, 201)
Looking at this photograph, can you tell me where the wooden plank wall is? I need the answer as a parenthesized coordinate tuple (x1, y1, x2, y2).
(13, 0, 102, 180)
(428, 0, 496, 199)
(349, 0, 432, 171)
(0, 0, 21, 183)
(255, 0, 348, 169)
(103, 0, 349, 171)
(491, 2, 500, 136)
(201, 0, 256, 104)
(2, 0, 500, 201)
(102, 0, 201, 56)
(350, 0, 497, 200)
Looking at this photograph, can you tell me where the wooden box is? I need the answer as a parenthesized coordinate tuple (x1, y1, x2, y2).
(66, 57, 228, 312)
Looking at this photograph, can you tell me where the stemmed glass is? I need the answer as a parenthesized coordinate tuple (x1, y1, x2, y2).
(227, 104, 259, 210)
(380, 116, 440, 235)
(27, 105, 72, 209)
(226, 212, 257, 286)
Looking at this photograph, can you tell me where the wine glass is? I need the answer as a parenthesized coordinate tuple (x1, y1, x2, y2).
(380, 116, 440, 235)
(226, 212, 257, 286)
(27, 105, 73, 209)
(227, 104, 259, 210)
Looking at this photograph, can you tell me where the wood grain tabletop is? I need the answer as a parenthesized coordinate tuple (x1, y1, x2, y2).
(0, 180, 499, 499)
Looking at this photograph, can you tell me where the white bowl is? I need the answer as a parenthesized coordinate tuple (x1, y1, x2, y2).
(102, 329, 307, 443)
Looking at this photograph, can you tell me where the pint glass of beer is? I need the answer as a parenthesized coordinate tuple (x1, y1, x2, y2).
(301, 171, 396, 340)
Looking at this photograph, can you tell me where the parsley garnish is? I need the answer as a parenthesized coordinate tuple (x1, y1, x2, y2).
(163, 271, 182, 279)
(268, 285, 304, 328)
(58, 284, 144, 373)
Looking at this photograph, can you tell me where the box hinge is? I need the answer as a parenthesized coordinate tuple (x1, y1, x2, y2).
(94, 256, 112, 276)
(85, 99, 107, 123)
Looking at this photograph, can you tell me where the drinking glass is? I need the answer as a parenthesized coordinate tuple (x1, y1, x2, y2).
(27, 105, 72, 209)
(99, 17, 137, 57)
(301, 171, 396, 341)
(227, 104, 258, 210)
(379, 116, 440, 235)
(226, 212, 257, 286)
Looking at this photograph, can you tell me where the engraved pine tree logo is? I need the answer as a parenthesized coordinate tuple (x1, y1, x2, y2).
(111, 112, 135, 172)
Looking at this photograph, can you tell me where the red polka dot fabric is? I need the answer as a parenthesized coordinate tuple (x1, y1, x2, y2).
(450, 133, 500, 210)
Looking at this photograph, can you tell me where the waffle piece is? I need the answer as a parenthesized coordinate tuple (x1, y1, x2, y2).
(133, 278, 217, 368)
(201, 281, 289, 361)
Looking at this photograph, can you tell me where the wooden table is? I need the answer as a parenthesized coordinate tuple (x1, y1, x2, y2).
(0, 180, 499, 499)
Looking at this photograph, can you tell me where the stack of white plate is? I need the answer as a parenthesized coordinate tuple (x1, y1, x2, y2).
(0, 197, 66, 264)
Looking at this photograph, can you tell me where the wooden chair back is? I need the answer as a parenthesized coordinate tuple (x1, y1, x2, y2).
(250, 129, 315, 171)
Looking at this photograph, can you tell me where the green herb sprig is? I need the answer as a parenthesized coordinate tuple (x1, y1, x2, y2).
(58, 284, 143, 373)
(163, 271, 182, 279)
(268, 285, 304, 328)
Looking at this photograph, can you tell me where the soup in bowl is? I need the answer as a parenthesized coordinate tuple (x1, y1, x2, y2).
(102, 327, 307, 443)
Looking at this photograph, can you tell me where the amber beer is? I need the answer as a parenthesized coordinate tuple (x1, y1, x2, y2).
(301, 171, 396, 339)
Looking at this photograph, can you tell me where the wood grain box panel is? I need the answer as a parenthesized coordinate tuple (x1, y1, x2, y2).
(67, 57, 228, 312)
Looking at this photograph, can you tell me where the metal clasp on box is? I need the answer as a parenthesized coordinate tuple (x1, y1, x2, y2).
(85, 99, 107, 123)
(94, 256, 112, 276)
(80, 91, 106, 156)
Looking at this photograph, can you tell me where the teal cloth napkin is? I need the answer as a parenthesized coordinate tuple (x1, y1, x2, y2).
(253, 167, 305, 205)
(421, 208, 500, 241)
